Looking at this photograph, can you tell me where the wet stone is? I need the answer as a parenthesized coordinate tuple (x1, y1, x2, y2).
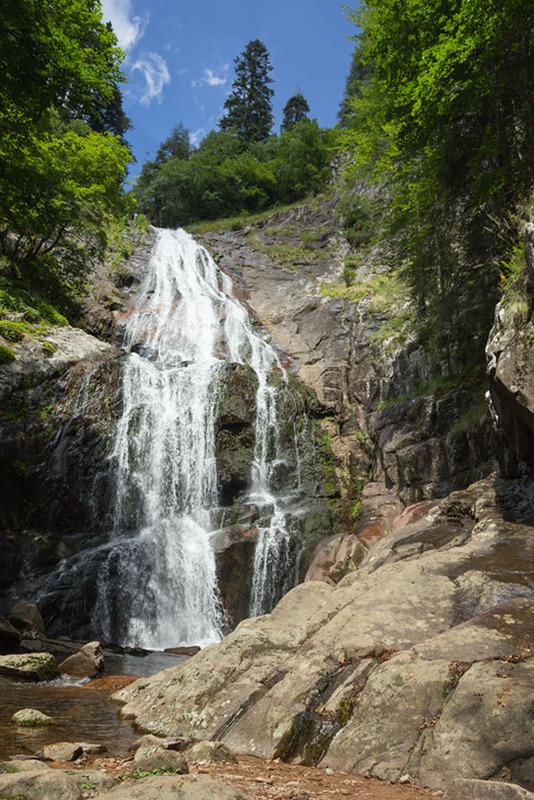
(12, 708, 57, 727)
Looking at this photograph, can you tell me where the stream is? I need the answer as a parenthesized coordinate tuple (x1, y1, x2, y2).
(0, 650, 186, 760)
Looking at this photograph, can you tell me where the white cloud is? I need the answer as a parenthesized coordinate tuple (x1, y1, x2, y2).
(192, 66, 229, 89)
(100, 0, 147, 51)
(131, 53, 171, 106)
(190, 128, 206, 147)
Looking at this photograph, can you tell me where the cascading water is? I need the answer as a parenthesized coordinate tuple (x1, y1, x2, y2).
(81, 227, 310, 648)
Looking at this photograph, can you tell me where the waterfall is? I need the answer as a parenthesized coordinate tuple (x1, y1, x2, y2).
(83, 228, 307, 648)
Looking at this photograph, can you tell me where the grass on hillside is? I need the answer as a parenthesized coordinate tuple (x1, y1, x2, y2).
(185, 201, 306, 235)
(0, 256, 70, 361)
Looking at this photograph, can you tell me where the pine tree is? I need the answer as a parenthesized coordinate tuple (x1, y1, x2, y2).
(155, 123, 191, 164)
(219, 39, 274, 143)
(281, 90, 310, 132)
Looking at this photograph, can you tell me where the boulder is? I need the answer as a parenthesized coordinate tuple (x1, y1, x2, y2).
(130, 734, 191, 753)
(0, 759, 50, 773)
(186, 741, 238, 764)
(58, 641, 104, 678)
(12, 708, 57, 727)
(0, 652, 58, 681)
(322, 652, 451, 782)
(133, 743, 189, 774)
(444, 779, 534, 800)
(0, 614, 21, 649)
(7, 600, 46, 636)
(0, 768, 82, 799)
(42, 742, 83, 762)
(164, 646, 201, 657)
(64, 768, 115, 792)
(97, 773, 249, 799)
(112, 480, 534, 792)
(414, 659, 534, 790)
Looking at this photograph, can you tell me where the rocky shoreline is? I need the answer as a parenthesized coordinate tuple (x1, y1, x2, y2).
(109, 476, 533, 795)
(0, 749, 441, 800)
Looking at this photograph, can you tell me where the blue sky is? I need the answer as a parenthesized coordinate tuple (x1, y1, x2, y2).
(99, 0, 356, 178)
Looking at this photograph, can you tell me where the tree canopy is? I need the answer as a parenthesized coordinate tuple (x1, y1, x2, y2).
(155, 123, 191, 164)
(0, 0, 132, 293)
(219, 39, 274, 143)
(135, 39, 335, 228)
(135, 120, 334, 228)
(342, 0, 534, 371)
(1, 0, 126, 129)
(281, 91, 310, 132)
(337, 39, 373, 128)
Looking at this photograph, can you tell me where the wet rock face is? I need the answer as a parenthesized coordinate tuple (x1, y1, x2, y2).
(215, 363, 258, 504)
(201, 212, 498, 517)
(484, 223, 534, 478)
(0, 254, 334, 637)
(0, 356, 121, 535)
(112, 477, 534, 792)
(0, 616, 20, 650)
(0, 355, 123, 612)
(487, 303, 534, 474)
(7, 601, 46, 637)
(370, 389, 496, 504)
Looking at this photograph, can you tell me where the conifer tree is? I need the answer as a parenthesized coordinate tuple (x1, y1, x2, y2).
(219, 39, 274, 143)
(281, 90, 310, 132)
(337, 40, 373, 127)
(155, 123, 191, 164)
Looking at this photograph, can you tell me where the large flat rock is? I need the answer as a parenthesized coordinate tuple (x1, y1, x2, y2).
(93, 774, 249, 799)
(113, 480, 534, 791)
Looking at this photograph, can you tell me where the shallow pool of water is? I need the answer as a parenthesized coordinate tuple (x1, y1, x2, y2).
(0, 650, 187, 760)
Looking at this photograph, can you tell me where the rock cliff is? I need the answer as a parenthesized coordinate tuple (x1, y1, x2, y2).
(112, 206, 534, 792)
(1, 203, 533, 793)
(113, 478, 534, 791)
(200, 201, 498, 530)
(0, 224, 333, 639)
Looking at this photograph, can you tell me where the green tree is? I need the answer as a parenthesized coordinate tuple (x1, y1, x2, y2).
(1, 115, 132, 277)
(0, 0, 125, 127)
(135, 130, 241, 226)
(281, 90, 310, 132)
(343, 0, 534, 372)
(274, 119, 331, 201)
(0, 0, 132, 291)
(337, 39, 373, 127)
(219, 39, 274, 143)
(155, 123, 191, 164)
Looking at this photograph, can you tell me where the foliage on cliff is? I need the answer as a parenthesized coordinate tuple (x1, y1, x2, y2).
(341, 0, 534, 372)
(0, 0, 132, 306)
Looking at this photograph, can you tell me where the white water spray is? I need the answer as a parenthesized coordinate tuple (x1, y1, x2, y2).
(90, 228, 304, 647)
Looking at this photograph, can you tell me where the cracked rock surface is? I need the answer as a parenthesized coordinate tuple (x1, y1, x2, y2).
(113, 478, 534, 792)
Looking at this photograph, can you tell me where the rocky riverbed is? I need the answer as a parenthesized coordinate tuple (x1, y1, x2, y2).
(109, 475, 534, 794)
(0, 751, 441, 800)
